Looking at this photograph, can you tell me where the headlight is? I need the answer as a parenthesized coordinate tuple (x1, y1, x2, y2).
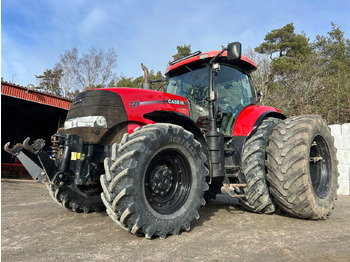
(95, 116, 107, 127)
(64, 116, 107, 130)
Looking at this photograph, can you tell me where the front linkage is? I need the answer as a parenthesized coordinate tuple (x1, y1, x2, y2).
(4, 133, 109, 186)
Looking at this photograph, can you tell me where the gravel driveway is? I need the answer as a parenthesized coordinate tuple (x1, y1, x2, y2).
(2, 179, 350, 262)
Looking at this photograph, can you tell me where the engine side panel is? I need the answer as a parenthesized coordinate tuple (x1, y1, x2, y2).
(66, 88, 190, 143)
(103, 87, 190, 130)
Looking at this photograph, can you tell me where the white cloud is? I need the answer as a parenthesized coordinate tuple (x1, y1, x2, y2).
(77, 7, 110, 38)
(2, 32, 44, 85)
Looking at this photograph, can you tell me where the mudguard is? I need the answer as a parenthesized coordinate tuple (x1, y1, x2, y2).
(233, 105, 285, 137)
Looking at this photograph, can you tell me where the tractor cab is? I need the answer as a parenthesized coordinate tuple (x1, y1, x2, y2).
(165, 45, 257, 136)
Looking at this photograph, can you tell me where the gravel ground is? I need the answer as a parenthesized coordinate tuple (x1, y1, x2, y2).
(2, 179, 350, 262)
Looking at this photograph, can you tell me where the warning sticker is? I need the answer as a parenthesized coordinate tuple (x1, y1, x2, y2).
(71, 152, 77, 160)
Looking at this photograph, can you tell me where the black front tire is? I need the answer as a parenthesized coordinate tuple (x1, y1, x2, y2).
(101, 124, 209, 239)
(47, 183, 105, 213)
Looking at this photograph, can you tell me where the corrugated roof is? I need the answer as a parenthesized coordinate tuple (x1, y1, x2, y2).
(1, 81, 72, 110)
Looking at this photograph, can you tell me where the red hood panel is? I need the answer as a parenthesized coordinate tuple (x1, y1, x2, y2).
(101, 87, 190, 123)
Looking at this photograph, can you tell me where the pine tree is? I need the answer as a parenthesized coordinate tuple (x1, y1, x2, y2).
(35, 69, 63, 96)
(171, 44, 192, 62)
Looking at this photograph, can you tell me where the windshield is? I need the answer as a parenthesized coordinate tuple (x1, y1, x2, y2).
(166, 65, 209, 107)
(166, 64, 254, 134)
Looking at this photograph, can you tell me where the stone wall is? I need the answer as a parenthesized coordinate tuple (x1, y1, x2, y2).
(329, 123, 350, 195)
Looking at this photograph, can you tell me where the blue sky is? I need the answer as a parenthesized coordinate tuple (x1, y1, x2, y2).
(2, 0, 350, 87)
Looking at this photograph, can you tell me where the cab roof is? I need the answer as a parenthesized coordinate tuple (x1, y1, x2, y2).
(166, 50, 257, 75)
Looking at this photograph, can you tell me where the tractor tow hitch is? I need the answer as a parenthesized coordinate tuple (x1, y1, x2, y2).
(5, 137, 63, 185)
(223, 182, 246, 198)
(5, 134, 110, 186)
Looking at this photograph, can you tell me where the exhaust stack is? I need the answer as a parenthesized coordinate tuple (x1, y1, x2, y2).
(141, 63, 151, 89)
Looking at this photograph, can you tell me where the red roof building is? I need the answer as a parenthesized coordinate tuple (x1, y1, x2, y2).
(1, 81, 72, 178)
(1, 81, 71, 110)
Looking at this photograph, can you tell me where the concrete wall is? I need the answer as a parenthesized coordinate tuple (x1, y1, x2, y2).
(329, 123, 350, 195)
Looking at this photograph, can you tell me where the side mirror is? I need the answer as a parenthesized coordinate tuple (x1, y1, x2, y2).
(257, 90, 263, 103)
(227, 42, 242, 61)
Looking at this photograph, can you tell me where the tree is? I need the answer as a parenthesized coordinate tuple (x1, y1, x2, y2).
(255, 23, 312, 75)
(255, 22, 350, 124)
(35, 69, 63, 96)
(36, 47, 118, 98)
(108, 79, 117, 87)
(313, 22, 350, 123)
(171, 44, 192, 62)
(255, 23, 314, 116)
(54, 47, 79, 98)
(244, 48, 272, 105)
(116, 70, 165, 91)
(116, 43, 192, 92)
(149, 70, 166, 91)
(116, 74, 142, 88)
(77, 47, 117, 90)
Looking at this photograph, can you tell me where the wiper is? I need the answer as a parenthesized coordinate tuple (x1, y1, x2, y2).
(149, 78, 167, 84)
(185, 65, 204, 82)
(148, 78, 169, 91)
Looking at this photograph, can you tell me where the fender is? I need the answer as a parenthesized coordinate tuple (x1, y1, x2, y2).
(144, 110, 209, 161)
(233, 105, 285, 136)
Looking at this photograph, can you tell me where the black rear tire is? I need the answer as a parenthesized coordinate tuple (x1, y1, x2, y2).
(238, 118, 280, 213)
(266, 115, 338, 219)
(101, 124, 208, 239)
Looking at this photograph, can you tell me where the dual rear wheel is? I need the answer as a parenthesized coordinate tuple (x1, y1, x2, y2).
(266, 115, 338, 219)
(240, 115, 338, 219)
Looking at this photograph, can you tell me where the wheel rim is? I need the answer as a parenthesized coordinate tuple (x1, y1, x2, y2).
(309, 135, 331, 199)
(144, 149, 192, 214)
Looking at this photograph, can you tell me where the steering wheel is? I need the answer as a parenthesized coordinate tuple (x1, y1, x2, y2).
(223, 103, 243, 115)
(223, 104, 243, 115)
(223, 105, 234, 114)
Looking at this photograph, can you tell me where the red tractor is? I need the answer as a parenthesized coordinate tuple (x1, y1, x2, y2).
(5, 42, 338, 239)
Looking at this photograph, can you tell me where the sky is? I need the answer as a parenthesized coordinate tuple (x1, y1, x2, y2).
(1, 0, 350, 87)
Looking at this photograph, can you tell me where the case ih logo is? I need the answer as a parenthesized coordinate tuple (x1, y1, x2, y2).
(168, 99, 185, 105)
